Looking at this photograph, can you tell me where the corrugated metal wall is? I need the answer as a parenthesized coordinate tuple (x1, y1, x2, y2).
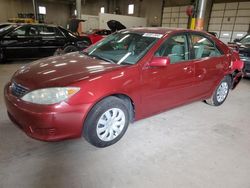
(208, 2, 250, 43)
(162, 6, 189, 28)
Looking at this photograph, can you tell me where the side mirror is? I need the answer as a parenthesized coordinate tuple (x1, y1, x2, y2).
(149, 57, 170, 67)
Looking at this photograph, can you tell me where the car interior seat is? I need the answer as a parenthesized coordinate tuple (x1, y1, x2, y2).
(169, 44, 185, 63)
(194, 44, 205, 59)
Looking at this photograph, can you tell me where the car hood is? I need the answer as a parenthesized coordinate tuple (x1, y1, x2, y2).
(12, 52, 121, 90)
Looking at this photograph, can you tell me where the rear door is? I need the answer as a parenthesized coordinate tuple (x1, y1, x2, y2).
(141, 33, 197, 116)
(38, 26, 66, 57)
(189, 33, 226, 98)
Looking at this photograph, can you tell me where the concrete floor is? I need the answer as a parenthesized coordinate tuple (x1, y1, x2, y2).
(0, 61, 250, 188)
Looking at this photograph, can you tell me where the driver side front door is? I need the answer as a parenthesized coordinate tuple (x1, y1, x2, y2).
(140, 33, 197, 117)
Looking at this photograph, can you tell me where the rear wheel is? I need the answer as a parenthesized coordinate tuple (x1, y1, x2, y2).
(205, 76, 231, 106)
(83, 96, 130, 147)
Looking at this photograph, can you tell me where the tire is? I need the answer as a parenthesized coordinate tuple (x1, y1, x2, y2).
(205, 76, 231, 106)
(83, 96, 130, 148)
(63, 45, 78, 54)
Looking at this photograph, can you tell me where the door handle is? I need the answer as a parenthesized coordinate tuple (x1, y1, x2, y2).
(183, 66, 193, 73)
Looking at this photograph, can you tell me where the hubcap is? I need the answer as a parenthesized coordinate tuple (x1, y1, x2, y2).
(96, 108, 126, 142)
(216, 82, 228, 103)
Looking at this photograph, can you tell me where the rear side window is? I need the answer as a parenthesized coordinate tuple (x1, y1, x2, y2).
(190, 34, 222, 59)
(27, 26, 39, 36)
(155, 34, 189, 64)
(39, 26, 63, 37)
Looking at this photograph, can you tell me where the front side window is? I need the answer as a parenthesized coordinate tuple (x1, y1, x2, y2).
(10, 26, 27, 36)
(191, 34, 221, 59)
(155, 34, 189, 64)
(86, 31, 161, 65)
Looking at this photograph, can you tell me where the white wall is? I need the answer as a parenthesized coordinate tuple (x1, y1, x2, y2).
(81, 14, 99, 32)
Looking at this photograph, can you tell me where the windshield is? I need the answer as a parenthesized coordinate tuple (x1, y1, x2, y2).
(85, 31, 161, 65)
(240, 34, 250, 44)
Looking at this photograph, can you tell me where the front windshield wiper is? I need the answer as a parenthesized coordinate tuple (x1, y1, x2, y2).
(88, 54, 116, 64)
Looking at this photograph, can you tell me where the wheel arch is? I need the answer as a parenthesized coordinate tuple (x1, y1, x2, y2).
(83, 93, 136, 125)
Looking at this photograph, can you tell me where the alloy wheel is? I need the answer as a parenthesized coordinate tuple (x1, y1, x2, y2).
(216, 82, 229, 103)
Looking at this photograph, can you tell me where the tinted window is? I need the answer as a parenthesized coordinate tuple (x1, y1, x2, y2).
(39, 26, 63, 37)
(155, 34, 189, 64)
(10, 26, 26, 36)
(191, 34, 221, 59)
(27, 26, 39, 36)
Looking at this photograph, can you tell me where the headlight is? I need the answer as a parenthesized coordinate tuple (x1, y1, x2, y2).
(22, 87, 80, 105)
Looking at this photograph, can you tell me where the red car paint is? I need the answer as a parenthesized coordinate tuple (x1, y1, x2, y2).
(4, 28, 243, 141)
(84, 29, 111, 44)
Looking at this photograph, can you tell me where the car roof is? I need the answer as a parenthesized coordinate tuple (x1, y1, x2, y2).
(125, 27, 209, 36)
(9, 23, 60, 28)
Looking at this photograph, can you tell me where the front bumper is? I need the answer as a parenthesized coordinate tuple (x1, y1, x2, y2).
(4, 82, 91, 141)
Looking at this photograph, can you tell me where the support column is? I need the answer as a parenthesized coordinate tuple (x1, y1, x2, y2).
(76, 0, 81, 19)
(195, 0, 207, 30)
(32, 0, 37, 20)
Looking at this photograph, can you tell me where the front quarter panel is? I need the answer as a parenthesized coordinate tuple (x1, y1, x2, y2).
(67, 65, 141, 119)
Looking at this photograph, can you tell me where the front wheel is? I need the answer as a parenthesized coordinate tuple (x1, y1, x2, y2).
(205, 76, 231, 106)
(83, 96, 130, 147)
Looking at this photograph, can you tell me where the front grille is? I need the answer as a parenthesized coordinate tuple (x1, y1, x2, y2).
(11, 82, 29, 97)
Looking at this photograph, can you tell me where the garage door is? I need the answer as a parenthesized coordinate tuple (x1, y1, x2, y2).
(208, 2, 250, 43)
(162, 6, 189, 28)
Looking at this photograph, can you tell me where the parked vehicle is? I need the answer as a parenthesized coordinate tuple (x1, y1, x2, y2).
(228, 34, 250, 77)
(85, 29, 112, 44)
(0, 23, 91, 63)
(81, 20, 126, 44)
(4, 28, 243, 147)
(0, 23, 13, 30)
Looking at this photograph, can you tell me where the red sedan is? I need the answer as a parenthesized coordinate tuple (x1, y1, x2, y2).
(85, 29, 112, 44)
(4, 28, 243, 147)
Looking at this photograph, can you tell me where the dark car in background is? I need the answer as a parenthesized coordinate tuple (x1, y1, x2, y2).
(0, 23, 91, 63)
(0, 23, 13, 30)
(229, 33, 250, 77)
